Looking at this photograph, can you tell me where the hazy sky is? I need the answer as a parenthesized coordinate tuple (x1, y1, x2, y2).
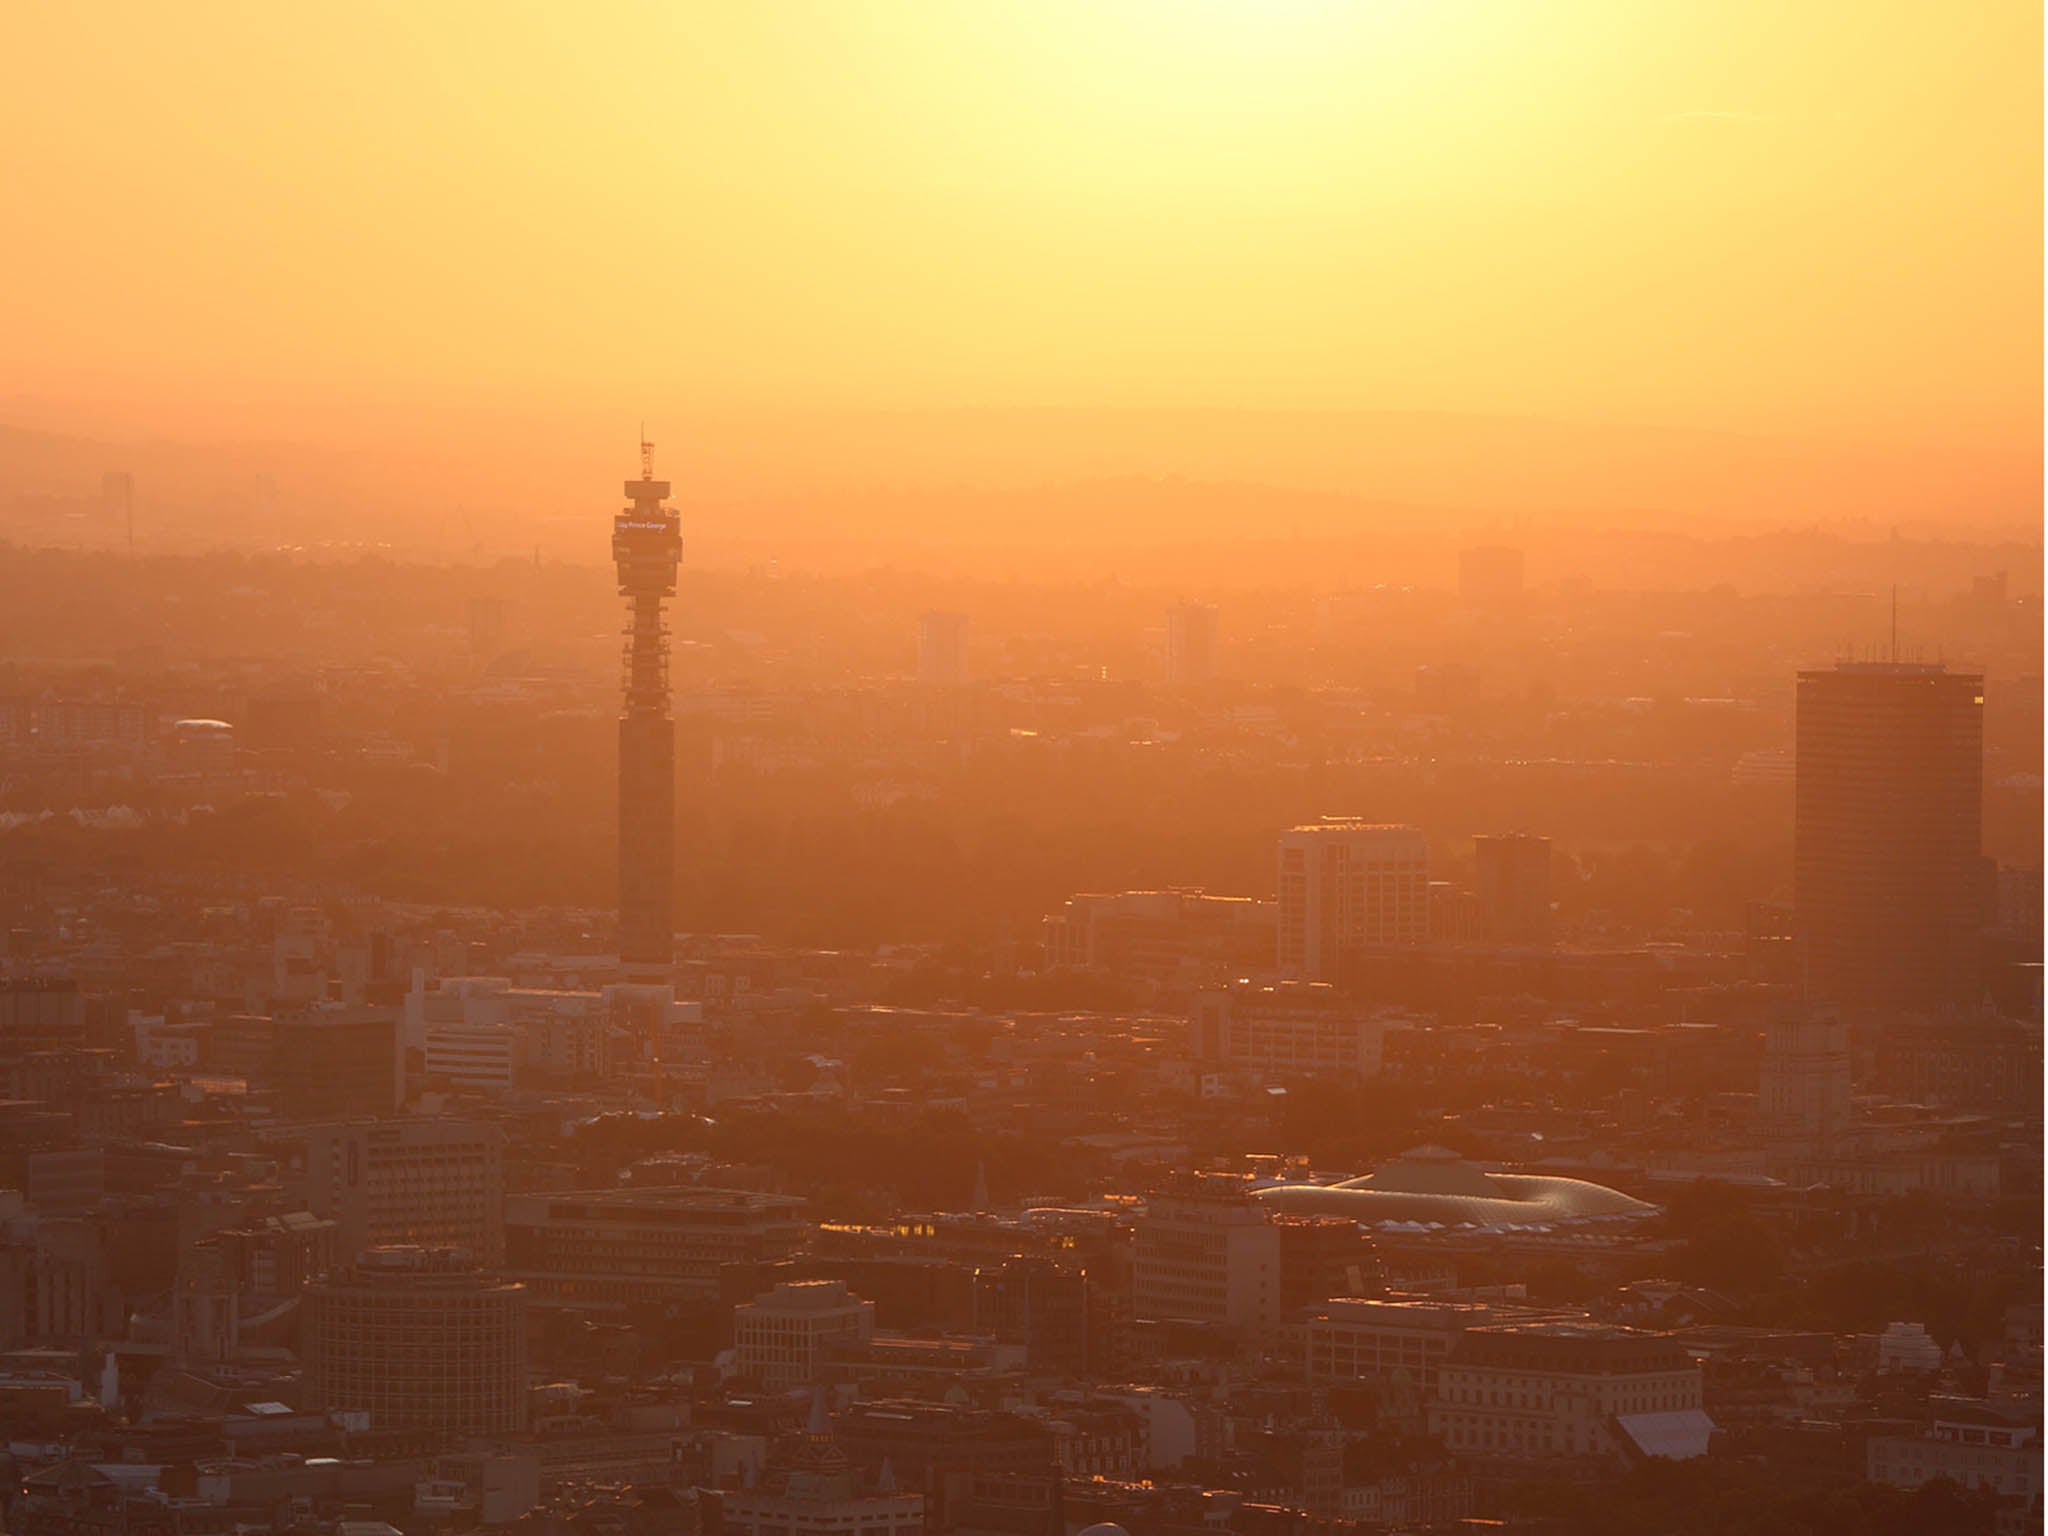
(1, 1, 2039, 518)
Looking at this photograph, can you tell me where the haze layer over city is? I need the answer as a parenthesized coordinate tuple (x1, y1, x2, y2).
(0, 5, 2040, 1536)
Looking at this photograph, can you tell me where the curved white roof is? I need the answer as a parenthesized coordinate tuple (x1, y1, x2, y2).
(1253, 1146, 1655, 1228)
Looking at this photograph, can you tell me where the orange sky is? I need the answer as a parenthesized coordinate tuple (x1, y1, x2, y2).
(0, 1, 2039, 525)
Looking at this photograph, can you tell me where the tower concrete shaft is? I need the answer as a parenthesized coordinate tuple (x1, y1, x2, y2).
(612, 446, 682, 978)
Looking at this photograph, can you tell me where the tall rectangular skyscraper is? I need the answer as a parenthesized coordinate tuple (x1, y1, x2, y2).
(1795, 661, 1985, 1011)
(1277, 821, 1429, 981)
(1165, 603, 1220, 688)
(916, 611, 969, 686)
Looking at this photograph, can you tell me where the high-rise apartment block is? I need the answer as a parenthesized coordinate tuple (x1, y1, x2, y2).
(1795, 662, 1985, 1010)
(1165, 603, 1220, 688)
(1277, 822, 1429, 981)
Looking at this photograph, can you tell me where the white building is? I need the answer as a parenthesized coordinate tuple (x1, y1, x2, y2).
(1877, 1321, 1944, 1374)
(423, 1023, 520, 1092)
(131, 1014, 202, 1070)
(734, 1280, 876, 1389)
(1429, 1323, 1711, 1464)
(1192, 981, 1391, 1080)
(1132, 1177, 1280, 1333)
(1869, 1406, 2039, 1507)
(1277, 821, 1429, 980)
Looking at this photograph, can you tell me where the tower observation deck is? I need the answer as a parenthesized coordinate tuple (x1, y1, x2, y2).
(613, 439, 683, 980)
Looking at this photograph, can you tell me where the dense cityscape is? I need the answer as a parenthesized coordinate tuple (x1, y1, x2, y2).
(0, 456, 2036, 1536)
(4, 4, 2041, 1533)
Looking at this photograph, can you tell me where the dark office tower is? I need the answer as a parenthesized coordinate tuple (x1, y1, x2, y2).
(272, 1008, 402, 1121)
(613, 440, 683, 982)
(917, 610, 969, 686)
(1795, 662, 1985, 1011)
(1473, 833, 1553, 945)
(973, 1257, 1089, 1376)
(1165, 602, 1220, 688)
(102, 471, 134, 549)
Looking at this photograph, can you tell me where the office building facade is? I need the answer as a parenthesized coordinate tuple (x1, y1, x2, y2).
(1277, 822, 1429, 981)
(1795, 662, 1984, 1010)
(301, 1247, 527, 1433)
(302, 1119, 506, 1265)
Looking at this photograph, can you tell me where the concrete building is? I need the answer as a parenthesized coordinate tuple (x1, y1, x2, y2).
(1304, 1298, 1591, 1422)
(406, 976, 610, 1079)
(734, 1280, 877, 1389)
(1868, 1404, 2040, 1508)
(1758, 1007, 1851, 1155)
(723, 1392, 925, 1536)
(301, 1247, 527, 1433)
(614, 439, 683, 984)
(271, 1008, 402, 1121)
(1164, 603, 1219, 688)
(1277, 822, 1428, 981)
(1042, 890, 1276, 985)
(422, 1022, 521, 1092)
(1795, 661, 1985, 1010)
(916, 611, 970, 687)
(972, 1257, 1090, 1377)
(1132, 1176, 1280, 1333)
(1192, 981, 1388, 1080)
(504, 1186, 809, 1308)
(1472, 833, 1552, 945)
(1429, 1323, 1710, 1464)
(302, 1119, 506, 1264)
(0, 980, 86, 1049)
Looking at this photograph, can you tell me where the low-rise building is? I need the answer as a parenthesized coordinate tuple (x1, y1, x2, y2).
(735, 1280, 875, 1390)
(1429, 1323, 1710, 1464)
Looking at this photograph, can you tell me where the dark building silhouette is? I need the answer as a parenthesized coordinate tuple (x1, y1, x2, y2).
(1473, 833, 1553, 945)
(1165, 602, 1219, 688)
(1795, 661, 1985, 1011)
(613, 440, 683, 982)
(272, 1008, 401, 1121)
(973, 1257, 1088, 1376)
(917, 610, 970, 686)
